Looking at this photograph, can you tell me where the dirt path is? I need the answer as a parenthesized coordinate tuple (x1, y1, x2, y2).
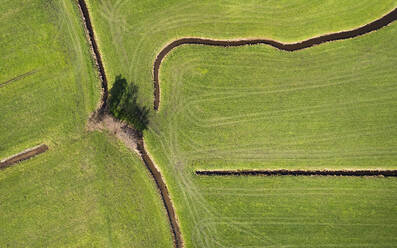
(0, 144, 48, 169)
(196, 169, 397, 177)
(153, 7, 397, 110)
(76, 1, 183, 247)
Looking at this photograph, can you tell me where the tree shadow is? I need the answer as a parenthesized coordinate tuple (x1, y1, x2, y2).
(108, 75, 149, 132)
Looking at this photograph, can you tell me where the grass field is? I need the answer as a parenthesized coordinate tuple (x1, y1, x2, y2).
(0, 0, 173, 246)
(0, 0, 99, 157)
(144, 20, 397, 247)
(152, 21, 397, 171)
(192, 176, 397, 247)
(0, 132, 173, 247)
(2, 0, 397, 247)
(84, 0, 397, 247)
(86, 0, 397, 107)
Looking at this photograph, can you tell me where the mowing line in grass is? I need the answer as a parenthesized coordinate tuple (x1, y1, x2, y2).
(0, 70, 38, 88)
(153, 7, 397, 110)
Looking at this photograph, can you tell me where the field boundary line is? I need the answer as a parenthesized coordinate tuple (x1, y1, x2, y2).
(0, 144, 48, 169)
(196, 169, 397, 177)
(153, 7, 397, 110)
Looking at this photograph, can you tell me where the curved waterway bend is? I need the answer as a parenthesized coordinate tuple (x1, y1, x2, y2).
(153, 7, 397, 110)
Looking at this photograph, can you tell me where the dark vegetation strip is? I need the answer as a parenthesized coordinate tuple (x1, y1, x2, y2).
(76, 1, 183, 247)
(153, 7, 397, 110)
(0, 144, 48, 169)
(0, 70, 38, 88)
(77, 0, 108, 118)
(196, 169, 397, 177)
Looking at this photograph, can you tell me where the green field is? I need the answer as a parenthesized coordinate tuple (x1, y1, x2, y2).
(2, 0, 397, 247)
(184, 176, 397, 247)
(86, 0, 397, 106)
(0, 0, 172, 247)
(145, 20, 397, 246)
(85, 0, 397, 247)
(152, 21, 397, 171)
(0, 132, 172, 247)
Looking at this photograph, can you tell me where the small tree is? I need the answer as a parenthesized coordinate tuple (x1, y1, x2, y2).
(108, 75, 149, 132)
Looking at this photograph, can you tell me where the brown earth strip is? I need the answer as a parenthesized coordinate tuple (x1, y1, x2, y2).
(0, 144, 48, 169)
(153, 7, 397, 110)
(76, 0, 183, 247)
(196, 169, 397, 177)
(0, 70, 38, 88)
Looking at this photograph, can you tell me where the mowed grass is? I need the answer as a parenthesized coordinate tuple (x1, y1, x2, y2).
(144, 21, 397, 247)
(0, 131, 173, 247)
(0, 0, 99, 157)
(85, 0, 397, 247)
(86, 0, 396, 107)
(152, 21, 397, 171)
(184, 176, 397, 247)
(1, 1, 173, 247)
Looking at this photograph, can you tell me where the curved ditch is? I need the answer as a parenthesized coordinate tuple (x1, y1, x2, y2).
(153, 7, 397, 110)
(76, 1, 183, 247)
(0, 144, 48, 169)
(196, 169, 397, 177)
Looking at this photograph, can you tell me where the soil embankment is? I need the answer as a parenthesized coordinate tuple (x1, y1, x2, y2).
(196, 169, 397, 177)
(153, 7, 397, 110)
(0, 144, 48, 169)
(77, 1, 183, 247)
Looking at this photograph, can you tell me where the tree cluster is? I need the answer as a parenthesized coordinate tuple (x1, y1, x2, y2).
(108, 75, 149, 132)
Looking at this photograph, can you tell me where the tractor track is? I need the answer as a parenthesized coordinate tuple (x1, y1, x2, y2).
(153, 7, 397, 110)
